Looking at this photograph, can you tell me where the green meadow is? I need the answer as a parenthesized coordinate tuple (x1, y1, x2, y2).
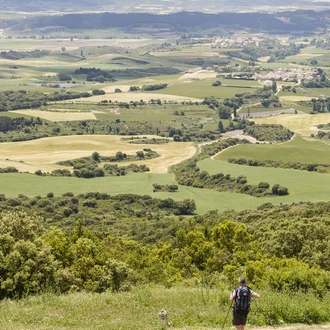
(155, 83, 258, 99)
(214, 136, 330, 164)
(198, 158, 330, 204)
(1, 286, 330, 330)
(0, 172, 267, 214)
(2, 30, 330, 215)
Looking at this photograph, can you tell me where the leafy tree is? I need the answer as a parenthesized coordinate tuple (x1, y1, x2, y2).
(218, 105, 231, 119)
(57, 73, 72, 81)
(99, 259, 132, 293)
(92, 151, 100, 162)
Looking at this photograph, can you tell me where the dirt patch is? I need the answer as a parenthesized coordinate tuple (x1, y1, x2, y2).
(109, 108, 121, 115)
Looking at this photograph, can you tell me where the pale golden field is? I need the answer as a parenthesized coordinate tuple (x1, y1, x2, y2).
(0, 38, 157, 52)
(178, 70, 218, 81)
(12, 109, 97, 122)
(280, 95, 313, 102)
(253, 113, 330, 137)
(101, 85, 131, 93)
(73, 92, 202, 103)
(0, 135, 196, 173)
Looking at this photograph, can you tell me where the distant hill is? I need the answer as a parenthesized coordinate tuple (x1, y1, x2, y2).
(1, 0, 330, 13)
(9, 10, 330, 35)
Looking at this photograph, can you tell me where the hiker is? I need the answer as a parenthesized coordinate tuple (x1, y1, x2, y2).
(230, 277, 260, 330)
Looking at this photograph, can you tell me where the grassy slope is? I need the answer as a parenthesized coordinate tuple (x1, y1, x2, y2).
(0, 286, 329, 330)
(252, 113, 330, 136)
(0, 173, 261, 214)
(198, 158, 330, 204)
(214, 136, 330, 164)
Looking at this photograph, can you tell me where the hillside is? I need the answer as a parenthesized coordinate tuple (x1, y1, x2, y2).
(0, 0, 330, 13)
(4, 10, 330, 35)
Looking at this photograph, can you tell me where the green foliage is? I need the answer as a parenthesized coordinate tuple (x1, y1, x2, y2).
(171, 138, 288, 197)
(50, 150, 159, 178)
(0, 90, 92, 112)
(0, 212, 58, 298)
(0, 49, 49, 60)
(142, 83, 168, 91)
(244, 123, 294, 142)
(228, 157, 330, 173)
(153, 184, 178, 192)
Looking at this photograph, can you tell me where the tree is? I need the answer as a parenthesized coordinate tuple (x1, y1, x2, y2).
(310, 59, 318, 66)
(92, 151, 100, 162)
(57, 73, 72, 81)
(136, 151, 144, 158)
(177, 199, 196, 215)
(272, 81, 277, 93)
(0, 212, 57, 299)
(218, 121, 225, 133)
(98, 259, 132, 293)
(218, 105, 231, 119)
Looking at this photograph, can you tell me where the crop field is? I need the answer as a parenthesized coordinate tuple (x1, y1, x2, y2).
(198, 157, 330, 205)
(0, 37, 157, 52)
(215, 136, 330, 164)
(1, 30, 330, 216)
(305, 88, 330, 97)
(279, 95, 313, 102)
(13, 109, 98, 122)
(252, 113, 330, 136)
(76, 91, 202, 103)
(155, 83, 258, 99)
(0, 135, 196, 173)
(0, 172, 265, 214)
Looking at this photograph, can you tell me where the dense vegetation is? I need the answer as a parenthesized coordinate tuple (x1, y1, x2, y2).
(2, 199, 330, 311)
(35, 150, 160, 178)
(15, 10, 330, 34)
(0, 90, 92, 111)
(3, 6, 330, 328)
(171, 138, 289, 197)
(75, 67, 179, 81)
(228, 158, 330, 173)
(244, 124, 294, 142)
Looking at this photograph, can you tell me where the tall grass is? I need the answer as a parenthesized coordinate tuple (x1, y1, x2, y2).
(0, 286, 330, 329)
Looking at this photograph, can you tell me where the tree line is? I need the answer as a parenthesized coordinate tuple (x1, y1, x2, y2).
(228, 157, 330, 173)
(170, 138, 289, 197)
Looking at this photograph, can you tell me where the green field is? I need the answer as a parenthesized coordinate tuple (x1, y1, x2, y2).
(0, 172, 270, 214)
(155, 83, 258, 99)
(214, 136, 330, 163)
(198, 157, 330, 204)
(2, 29, 330, 214)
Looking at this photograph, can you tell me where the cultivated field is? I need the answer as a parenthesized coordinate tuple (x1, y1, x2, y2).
(12, 109, 98, 121)
(198, 157, 330, 205)
(0, 135, 196, 173)
(253, 113, 330, 137)
(1, 28, 330, 216)
(215, 136, 330, 164)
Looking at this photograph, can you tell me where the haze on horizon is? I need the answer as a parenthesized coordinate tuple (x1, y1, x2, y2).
(1, 0, 329, 13)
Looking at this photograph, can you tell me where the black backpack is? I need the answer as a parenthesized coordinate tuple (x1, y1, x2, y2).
(234, 286, 251, 313)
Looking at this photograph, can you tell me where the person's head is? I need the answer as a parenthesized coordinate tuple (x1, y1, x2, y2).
(239, 277, 247, 285)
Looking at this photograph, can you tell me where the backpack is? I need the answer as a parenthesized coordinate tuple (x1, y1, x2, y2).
(234, 286, 251, 313)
